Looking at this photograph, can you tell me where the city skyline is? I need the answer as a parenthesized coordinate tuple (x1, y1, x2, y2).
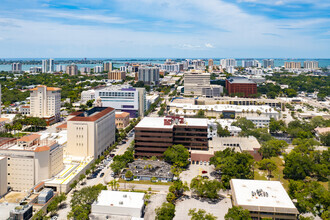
(0, 0, 329, 58)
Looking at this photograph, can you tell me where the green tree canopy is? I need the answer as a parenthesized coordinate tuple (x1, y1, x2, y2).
(225, 206, 251, 220)
(164, 145, 189, 168)
(155, 202, 176, 220)
(259, 139, 288, 158)
(190, 176, 223, 199)
(188, 208, 217, 220)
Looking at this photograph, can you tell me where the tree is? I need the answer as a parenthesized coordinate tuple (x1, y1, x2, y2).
(31, 210, 50, 220)
(125, 170, 133, 179)
(108, 179, 119, 190)
(164, 145, 189, 168)
(225, 206, 251, 220)
(188, 208, 217, 220)
(216, 123, 231, 137)
(283, 151, 312, 180)
(209, 148, 254, 188)
(267, 91, 277, 99)
(259, 139, 288, 158)
(86, 99, 94, 108)
(231, 117, 255, 131)
(319, 132, 330, 146)
(166, 192, 176, 203)
(47, 200, 58, 216)
(257, 159, 277, 179)
(155, 202, 176, 220)
(190, 176, 223, 199)
(169, 180, 189, 198)
(269, 118, 286, 133)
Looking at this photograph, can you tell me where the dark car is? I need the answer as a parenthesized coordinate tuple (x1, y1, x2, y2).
(100, 172, 105, 177)
(202, 170, 207, 174)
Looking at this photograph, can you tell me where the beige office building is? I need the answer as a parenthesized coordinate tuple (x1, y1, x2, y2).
(30, 85, 61, 123)
(284, 62, 301, 69)
(0, 134, 64, 191)
(108, 70, 126, 80)
(184, 72, 210, 96)
(66, 64, 78, 75)
(0, 156, 7, 196)
(67, 107, 116, 158)
(103, 62, 113, 72)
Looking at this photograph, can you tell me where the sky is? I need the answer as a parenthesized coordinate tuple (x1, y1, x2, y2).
(0, 0, 329, 58)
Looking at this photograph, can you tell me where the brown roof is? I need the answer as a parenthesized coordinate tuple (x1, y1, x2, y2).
(56, 123, 67, 129)
(21, 106, 30, 108)
(0, 118, 9, 123)
(115, 112, 130, 118)
(69, 107, 115, 122)
(0, 137, 16, 147)
(30, 85, 61, 91)
(191, 153, 214, 162)
(34, 146, 50, 152)
(18, 134, 41, 142)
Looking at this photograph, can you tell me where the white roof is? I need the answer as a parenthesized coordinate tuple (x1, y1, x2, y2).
(93, 191, 145, 209)
(231, 179, 298, 211)
(136, 117, 207, 129)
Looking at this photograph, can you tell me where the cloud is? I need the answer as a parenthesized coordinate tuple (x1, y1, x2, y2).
(205, 43, 214, 48)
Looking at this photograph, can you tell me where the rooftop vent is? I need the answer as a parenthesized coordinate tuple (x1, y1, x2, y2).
(123, 194, 127, 198)
(119, 201, 123, 205)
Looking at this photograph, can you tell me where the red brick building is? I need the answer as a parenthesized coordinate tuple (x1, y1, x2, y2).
(226, 77, 257, 97)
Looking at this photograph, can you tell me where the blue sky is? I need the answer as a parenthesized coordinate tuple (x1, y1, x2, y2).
(0, 0, 329, 58)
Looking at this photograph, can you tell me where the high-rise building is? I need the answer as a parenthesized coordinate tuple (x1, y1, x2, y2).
(284, 62, 301, 69)
(94, 66, 104, 73)
(55, 65, 66, 72)
(263, 59, 274, 68)
(226, 77, 257, 97)
(103, 62, 113, 72)
(11, 63, 22, 72)
(30, 66, 42, 73)
(66, 64, 78, 75)
(242, 60, 260, 68)
(303, 61, 319, 69)
(66, 107, 116, 158)
(138, 67, 160, 85)
(108, 70, 126, 80)
(208, 59, 214, 67)
(160, 63, 183, 73)
(95, 85, 146, 118)
(184, 73, 210, 96)
(42, 59, 55, 73)
(80, 67, 91, 74)
(220, 59, 237, 68)
(30, 85, 61, 124)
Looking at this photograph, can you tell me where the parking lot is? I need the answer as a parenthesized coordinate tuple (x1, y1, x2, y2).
(180, 163, 215, 185)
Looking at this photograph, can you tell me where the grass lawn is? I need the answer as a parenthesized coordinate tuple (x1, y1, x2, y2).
(118, 179, 173, 186)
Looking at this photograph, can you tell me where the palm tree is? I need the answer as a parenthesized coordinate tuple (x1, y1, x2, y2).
(183, 109, 186, 115)
(108, 179, 119, 191)
(4, 123, 12, 133)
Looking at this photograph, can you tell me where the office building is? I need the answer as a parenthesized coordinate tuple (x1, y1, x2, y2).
(90, 191, 145, 219)
(66, 64, 78, 75)
(0, 135, 64, 191)
(67, 107, 116, 158)
(108, 70, 126, 80)
(284, 61, 301, 69)
(242, 60, 260, 68)
(230, 179, 299, 219)
(192, 59, 206, 69)
(55, 65, 66, 72)
(303, 61, 319, 69)
(202, 85, 223, 98)
(226, 76, 257, 97)
(95, 86, 146, 118)
(42, 59, 55, 73)
(94, 65, 103, 73)
(120, 66, 127, 72)
(115, 112, 130, 129)
(9, 205, 33, 220)
(160, 63, 183, 73)
(103, 62, 113, 72)
(138, 67, 160, 85)
(80, 67, 91, 74)
(11, 63, 22, 72)
(30, 85, 61, 124)
(0, 156, 7, 196)
(135, 116, 208, 157)
(220, 59, 237, 68)
(263, 59, 274, 68)
(29, 66, 42, 74)
(80, 89, 95, 104)
(184, 72, 210, 96)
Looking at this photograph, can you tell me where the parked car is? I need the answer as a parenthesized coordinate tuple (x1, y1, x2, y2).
(100, 172, 104, 177)
(202, 170, 207, 174)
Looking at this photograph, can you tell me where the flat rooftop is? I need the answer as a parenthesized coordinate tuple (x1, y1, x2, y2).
(69, 107, 115, 122)
(136, 117, 207, 129)
(227, 77, 256, 84)
(93, 191, 144, 209)
(231, 179, 298, 213)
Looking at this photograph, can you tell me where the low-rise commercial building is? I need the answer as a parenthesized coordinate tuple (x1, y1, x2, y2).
(135, 116, 208, 157)
(38, 188, 54, 204)
(115, 112, 130, 129)
(19, 106, 30, 115)
(246, 116, 270, 128)
(167, 103, 279, 120)
(67, 107, 116, 159)
(0, 135, 64, 191)
(230, 179, 299, 219)
(226, 77, 257, 97)
(202, 85, 223, 98)
(90, 191, 145, 219)
(9, 205, 33, 220)
(80, 89, 95, 104)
